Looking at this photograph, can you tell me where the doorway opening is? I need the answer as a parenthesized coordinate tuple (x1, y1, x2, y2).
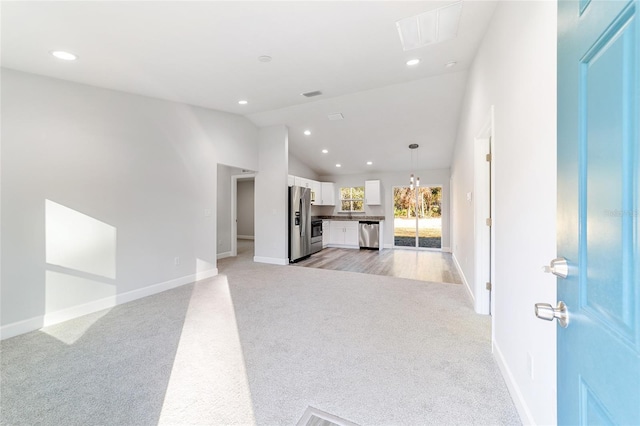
(231, 173, 256, 257)
(393, 186, 443, 249)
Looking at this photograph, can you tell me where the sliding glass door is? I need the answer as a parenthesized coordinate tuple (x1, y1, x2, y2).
(393, 186, 442, 249)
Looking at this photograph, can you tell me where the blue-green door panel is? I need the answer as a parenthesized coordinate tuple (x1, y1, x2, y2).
(557, 0, 639, 424)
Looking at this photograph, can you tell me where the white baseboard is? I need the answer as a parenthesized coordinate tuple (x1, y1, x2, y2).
(452, 253, 475, 307)
(217, 251, 232, 260)
(325, 244, 359, 249)
(0, 317, 45, 341)
(442, 246, 452, 253)
(493, 341, 533, 425)
(237, 235, 255, 240)
(253, 256, 288, 265)
(0, 269, 218, 341)
(384, 243, 394, 249)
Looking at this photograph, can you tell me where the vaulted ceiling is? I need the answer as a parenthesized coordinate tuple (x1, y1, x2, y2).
(1, 1, 497, 175)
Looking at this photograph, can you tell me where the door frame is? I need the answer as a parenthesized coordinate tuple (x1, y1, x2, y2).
(230, 173, 256, 257)
(473, 106, 495, 316)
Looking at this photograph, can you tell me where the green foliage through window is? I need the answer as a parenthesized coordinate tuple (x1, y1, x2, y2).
(393, 186, 442, 218)
(340, 186, 365, 212)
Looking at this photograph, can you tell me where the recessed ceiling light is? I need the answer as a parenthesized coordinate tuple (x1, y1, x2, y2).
(258, 55, 272, 63)
(322, 149, 328, 154)
(445, 61, 458, 68)
(50, 50, 77, 61)
(238, 100, 248, 105)
(406, 58, 420, 66)
(367, 161, 373, 165)
(336, 163, 341, 168)
(304, 130, 311, 136)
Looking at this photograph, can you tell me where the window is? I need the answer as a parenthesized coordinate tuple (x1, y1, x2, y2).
(340, 186, 364, 212)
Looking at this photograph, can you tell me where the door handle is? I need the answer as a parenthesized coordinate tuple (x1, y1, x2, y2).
(542, 257, 569, 278)
(535, 301, 569, 328)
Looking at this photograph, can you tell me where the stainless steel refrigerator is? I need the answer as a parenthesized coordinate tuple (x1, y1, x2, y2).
(289, 185, 311, 262)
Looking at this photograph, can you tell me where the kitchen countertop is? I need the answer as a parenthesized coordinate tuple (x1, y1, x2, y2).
(313, 215, 385, 221)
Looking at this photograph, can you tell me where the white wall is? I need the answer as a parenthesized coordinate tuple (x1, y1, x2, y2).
(237, 180, 255, 238)
(254, 125, 288, 265)
(1, 69, 258, 338)
(450, 2, 557, 424)
(288, 153, 319, 180)
(320, 169, 450, 250)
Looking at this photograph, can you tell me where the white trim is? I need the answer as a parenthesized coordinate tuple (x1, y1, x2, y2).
(0, 270, 218, 340)
(493, 341, 533, 425)
(326, 244, 359, 250)
(452, 253, 475, 306)
(195, 268, 218, 282)
(231, 173, 256, 258)
(237, 235, 255, 240)
(217, 251, 232, 260)
(0, 316, 44, 341)
(441, 246, 452, 253)
(383, 243, 394, 249)
(253, 256, 288, 265)
(473, 106, 494, 316)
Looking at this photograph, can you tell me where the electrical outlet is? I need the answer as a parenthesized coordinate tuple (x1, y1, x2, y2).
(174, 257, 180, 266)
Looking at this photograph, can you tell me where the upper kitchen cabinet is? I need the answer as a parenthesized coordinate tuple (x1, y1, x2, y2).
(288, 175, 295, 187)
(320, 182, 335, 206)
(294, 176, 312, 188)
(364, 180, 381, 205)
(311, 181, 322, 204)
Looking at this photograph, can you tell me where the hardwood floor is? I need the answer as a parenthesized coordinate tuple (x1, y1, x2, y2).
(233, 240, 462, 284)
(293, 247, 463, 284)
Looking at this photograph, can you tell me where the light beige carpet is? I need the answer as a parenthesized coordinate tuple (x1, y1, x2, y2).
(1, 247, 520, 425)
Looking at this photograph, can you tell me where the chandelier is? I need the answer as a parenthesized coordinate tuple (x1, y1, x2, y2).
(409, 143, 420, 190)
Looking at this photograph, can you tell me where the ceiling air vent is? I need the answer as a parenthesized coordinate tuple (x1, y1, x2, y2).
(301, 90, 323, 98)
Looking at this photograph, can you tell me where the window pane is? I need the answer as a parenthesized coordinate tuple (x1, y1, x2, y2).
(353, 200, 363, 211)
(340, 187, 351, 199)
(353, 186, 365, 200)
(341, 200, 351, 211)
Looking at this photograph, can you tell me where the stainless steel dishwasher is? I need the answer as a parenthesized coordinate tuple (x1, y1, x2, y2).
(359, 221, 380, 249)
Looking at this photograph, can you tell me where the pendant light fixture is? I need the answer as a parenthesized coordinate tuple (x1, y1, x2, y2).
(409, 144, 420, 190)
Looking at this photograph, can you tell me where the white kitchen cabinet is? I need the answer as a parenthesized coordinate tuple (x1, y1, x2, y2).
(311, 180, 322, 204)
(344, 223, 359, 246)
(365, 179, 381, 205)
(328, 220, 359, 247)
(322, 221, 330, 247)
(289, 175, 334, 205)
(294, 176, 311, 188)
(320, 182, 335, 206)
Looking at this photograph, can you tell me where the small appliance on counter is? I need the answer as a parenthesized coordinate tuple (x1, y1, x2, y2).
(289, 185, 312, 262)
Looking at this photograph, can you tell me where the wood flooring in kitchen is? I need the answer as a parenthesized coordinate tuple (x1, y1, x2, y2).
(292, 247, 463, 284)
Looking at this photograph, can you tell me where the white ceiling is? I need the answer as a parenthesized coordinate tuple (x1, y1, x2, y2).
(1, 1, 497, 176)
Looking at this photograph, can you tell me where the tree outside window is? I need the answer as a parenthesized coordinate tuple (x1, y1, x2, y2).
(340, 186, 364, 212)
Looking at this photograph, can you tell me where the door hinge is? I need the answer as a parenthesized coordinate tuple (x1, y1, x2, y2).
(486, 218, 492, 227)
(486, 153, 492, 162)
(486, 282, 492, 290)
